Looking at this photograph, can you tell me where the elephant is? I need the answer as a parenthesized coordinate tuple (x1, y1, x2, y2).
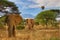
(26, 19, 34, 30)
(5, 13, 22, 37)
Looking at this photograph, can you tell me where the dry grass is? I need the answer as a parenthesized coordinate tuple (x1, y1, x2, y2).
(0, 29, 60, 40)
(0, 25, 60, 40)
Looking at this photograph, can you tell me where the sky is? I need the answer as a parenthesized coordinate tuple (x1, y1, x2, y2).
(8, 0, 60, 19)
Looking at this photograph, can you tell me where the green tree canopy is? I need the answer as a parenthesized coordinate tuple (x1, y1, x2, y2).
(0, 0, 19, 14)
(0, 0, 22, 28)
(35, 10, 57, 25)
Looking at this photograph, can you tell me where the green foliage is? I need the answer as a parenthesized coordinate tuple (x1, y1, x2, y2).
(0, 16, 6, 22)
(50, 37, 60, 40)
(0, 16, 6, 28)
(0, 0, 19, 13)
(35, 10, 57, 25)
(16, 26, 25, 30)
(16, 20, 25, 30)
(0, 0, 16, 7)
(35, 22, 39, 25)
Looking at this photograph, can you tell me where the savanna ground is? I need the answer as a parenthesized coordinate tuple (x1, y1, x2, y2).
(0, 25, 60, 40)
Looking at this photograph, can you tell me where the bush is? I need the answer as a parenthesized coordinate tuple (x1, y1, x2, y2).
(35, 22, 39, 25)
(0, 23, 4, 29)
(16, 20, 25, 30)
(16, 25, 25, 30)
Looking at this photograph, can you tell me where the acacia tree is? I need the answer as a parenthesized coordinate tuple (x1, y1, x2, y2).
(35, 10, 57, 28)
(0, 0, 22, 37)
(0, 0, 18, 13)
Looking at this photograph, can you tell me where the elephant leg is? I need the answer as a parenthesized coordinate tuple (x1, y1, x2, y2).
(32, 24, 34, 28)
(28, 24, 32, 30)
(8, 26, 13, 37)
(30, 24, 34, 30)
(28, 24, 31, 30)
(8, 24, 14, 37)
(8, 28, 11, 37)
(29, 26, 31, 30)
(12, 26, 15, 37)
(31, 25, 33, 30)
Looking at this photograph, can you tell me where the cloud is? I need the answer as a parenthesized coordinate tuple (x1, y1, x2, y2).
(9, 0, 24, 5)
(28, 0, 60, 8)
(8, 0, 60, 9)
(8, 0, 31, 9)
(21, 14, 34, 19)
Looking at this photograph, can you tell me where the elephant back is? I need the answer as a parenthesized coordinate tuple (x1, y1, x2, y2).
(5, 13, 23, 26)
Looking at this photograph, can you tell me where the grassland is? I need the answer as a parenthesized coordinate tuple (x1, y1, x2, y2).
(0, 26, 60, 40)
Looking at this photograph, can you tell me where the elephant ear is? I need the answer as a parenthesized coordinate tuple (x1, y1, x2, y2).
(31, 19, 34, 24)
(15, 14, 23, 25)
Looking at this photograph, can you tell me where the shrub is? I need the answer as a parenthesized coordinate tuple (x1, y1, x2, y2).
(16, 20, 25, 30)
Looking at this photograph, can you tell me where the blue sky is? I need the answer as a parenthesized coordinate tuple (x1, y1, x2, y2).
(9, 0, 42, 16)
(8, 0, 60, 19)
